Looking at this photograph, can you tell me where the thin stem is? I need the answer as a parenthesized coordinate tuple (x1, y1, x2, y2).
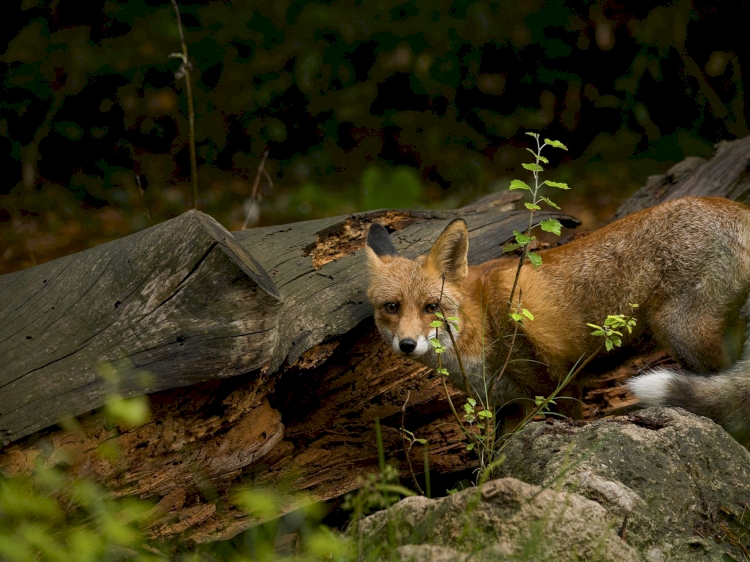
(171, 0, 198, 210)
(440, 373, 469, 435)
(251, 150, 270, 200)
(437, 275, 471, 396)
(400, 392, 424, 496)
(443, 321, 470, 395)
(135, 174, 151, 222)
(488, 298, 520, 400)
(496, 345, 603, 453)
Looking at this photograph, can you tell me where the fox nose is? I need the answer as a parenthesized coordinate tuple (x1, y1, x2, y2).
(399, 338, 417, 353)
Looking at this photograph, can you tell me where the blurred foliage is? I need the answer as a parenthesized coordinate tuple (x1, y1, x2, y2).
(0, 463, 159, 562)
(0, 392, 351, 562)
(0, 0, 748, 273)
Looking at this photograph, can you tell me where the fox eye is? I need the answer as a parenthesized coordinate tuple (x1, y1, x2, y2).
(384, 302, 399, 314)
(425, 303, 440, 314)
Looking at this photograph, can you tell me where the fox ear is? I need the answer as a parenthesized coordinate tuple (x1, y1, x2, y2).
(366, 223, 398, 258)
(427, 219, 468, 283)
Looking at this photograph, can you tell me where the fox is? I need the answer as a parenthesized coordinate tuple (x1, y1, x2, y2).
(365, 196, 750, 445)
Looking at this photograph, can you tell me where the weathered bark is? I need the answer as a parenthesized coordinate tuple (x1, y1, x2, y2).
(0, 190, 579, 543)
(0, 211, 281, 444)
(0, 191, 576, 446)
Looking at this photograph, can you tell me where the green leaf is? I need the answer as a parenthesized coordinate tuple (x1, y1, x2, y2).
(539, 196, 560, 209)
(434, 311, 444, 318)
(526, 148, 548, 164)
(467, 398, 477, 407)
(527, 251, 542, 267)
(544, 138, 569, 150)
(415, 438, 427, 445)
(524, 202, 541, 211)
(509, 179, 531, 191)
(429, 338, 442, 348)
(605, 339, 614, 352)
(540, 218, 562, 236)
(586, 323, 602, 330)
(513, 230, 532, 244)
(447, 316, 460, 322)
(437, 367, 449, 376)
(478, 409, 493, 419)
(430, 320, 443, 328)
(522, 308, 534, 320)
(522, 162, 544, 172)
(525, 132, 539, 138)
(503, 243, 522, 253)
(544, 180, 570, 190)
(590, 329, 605, 336)
(466, 443, 475, 451)
(510, 313, 524, 322)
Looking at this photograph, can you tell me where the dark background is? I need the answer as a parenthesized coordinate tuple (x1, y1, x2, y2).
(1, 0, 747, 274)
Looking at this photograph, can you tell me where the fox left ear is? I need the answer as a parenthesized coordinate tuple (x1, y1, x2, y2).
(427, 219, 469, 283)
(366, 223, 398, 258)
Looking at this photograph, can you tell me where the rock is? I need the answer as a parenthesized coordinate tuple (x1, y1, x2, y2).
(357, 407, 750, 560)
(495, 407, 750, 560)
(357, 477, 638, 561)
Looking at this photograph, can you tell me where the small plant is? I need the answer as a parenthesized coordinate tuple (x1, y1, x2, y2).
(503, 132, 569, 309)
(588, 304, 639, 351)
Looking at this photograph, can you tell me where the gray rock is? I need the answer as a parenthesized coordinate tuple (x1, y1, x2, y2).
(357, 407, 750, 561)
(357, 477, 639, 561)
(495, 407, 750, 560)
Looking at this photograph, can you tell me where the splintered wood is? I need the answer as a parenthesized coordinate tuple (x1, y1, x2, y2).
(309, 211, 421, 269)
(580, 350, 676, 419)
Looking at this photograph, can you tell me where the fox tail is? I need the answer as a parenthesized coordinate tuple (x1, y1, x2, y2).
(628, 361, 750, 446)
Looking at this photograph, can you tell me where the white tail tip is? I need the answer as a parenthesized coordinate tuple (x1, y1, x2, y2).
(627, 368, 675, 406)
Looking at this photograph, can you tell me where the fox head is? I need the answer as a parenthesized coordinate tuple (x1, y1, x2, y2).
(365, 219, 469, 365)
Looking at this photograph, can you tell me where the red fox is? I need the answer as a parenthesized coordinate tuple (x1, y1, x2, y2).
(365, 196, 750, 444)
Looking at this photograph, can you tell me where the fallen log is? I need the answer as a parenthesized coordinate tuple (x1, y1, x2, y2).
(614, 135, 750, 218)
(0, 190, 579, 542)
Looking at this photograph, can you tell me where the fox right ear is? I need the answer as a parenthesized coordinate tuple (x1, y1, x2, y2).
(366, 223, 398, 258)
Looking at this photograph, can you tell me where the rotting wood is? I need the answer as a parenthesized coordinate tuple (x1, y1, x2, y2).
(0, 321, 469, 544)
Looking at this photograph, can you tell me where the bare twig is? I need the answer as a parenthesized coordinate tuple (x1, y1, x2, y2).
(488, 289, 521, 401)
(437, 275, 471, 396)
(251, 150, 271, 200)
(169, 0, 198, 210)
(242, 150, 271, 230)
(399, 392, 424, 496)
(135, 174, 151, 222)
